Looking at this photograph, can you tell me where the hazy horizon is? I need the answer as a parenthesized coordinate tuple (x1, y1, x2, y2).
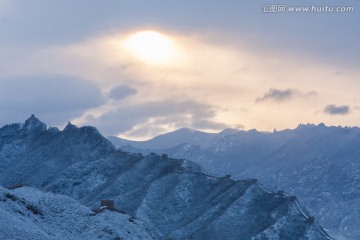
(4, 113, 360, 141)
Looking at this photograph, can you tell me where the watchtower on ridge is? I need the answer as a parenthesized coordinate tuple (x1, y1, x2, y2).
(100, 199, 115, 211)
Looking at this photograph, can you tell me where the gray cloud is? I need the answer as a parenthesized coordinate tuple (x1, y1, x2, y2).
(1, 1, 359, 69)
(87, 99, 230, 136)
(324, 104, 350, 115)
(256, 88, 317, 103)
(256, 88, 294, 103)
(109, 85, 137, 100)
(0, 75, 105, 126)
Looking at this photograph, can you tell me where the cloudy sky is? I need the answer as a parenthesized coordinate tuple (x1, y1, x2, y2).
(0, 0, 359, 139)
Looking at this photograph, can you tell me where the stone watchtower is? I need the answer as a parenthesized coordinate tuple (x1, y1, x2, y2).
(101, 199, 115, 211)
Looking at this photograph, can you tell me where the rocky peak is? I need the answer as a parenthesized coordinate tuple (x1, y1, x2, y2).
(63, 122, 78, 132)
(62, 123, 115, 153)
(23, 114, 46, 133)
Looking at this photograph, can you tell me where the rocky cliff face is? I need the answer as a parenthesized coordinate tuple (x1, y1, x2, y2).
(0, 116, 331, 240)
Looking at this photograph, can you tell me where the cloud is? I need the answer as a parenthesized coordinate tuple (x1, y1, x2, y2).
(0, 75, 105, 126)
(109, 85, 137, 100)
(324, 104, 350, 115)
(120, 125, 168, 139)
(0, 1, 358, 138)
(256, 88, 317, 103)
(86, 99, 230, 137)
(2, 1, 359, 70)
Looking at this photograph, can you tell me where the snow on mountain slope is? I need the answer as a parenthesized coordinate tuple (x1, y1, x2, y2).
(0, 185, 158, 240)
(0, 116, 331, 240)
(110, 124, 360, 239)
(109, 128, 296, 176)
(108, 127, 239, 150)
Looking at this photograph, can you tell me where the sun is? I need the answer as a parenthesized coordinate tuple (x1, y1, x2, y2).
(122, 31, 181, 66)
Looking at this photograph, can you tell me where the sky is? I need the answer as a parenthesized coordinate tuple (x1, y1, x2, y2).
(0, 0, 359, 140)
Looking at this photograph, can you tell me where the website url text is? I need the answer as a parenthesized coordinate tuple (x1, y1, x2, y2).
(262, 5, 354, 13)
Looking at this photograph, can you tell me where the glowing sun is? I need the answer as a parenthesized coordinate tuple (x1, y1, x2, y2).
(122, 31, 181, 66)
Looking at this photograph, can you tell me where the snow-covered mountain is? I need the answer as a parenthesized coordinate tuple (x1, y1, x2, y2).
(108, 127, 239, 150)
(109, 124, 360, 239)
(0, 115, 331, 240)
(0, 185, 157, 240)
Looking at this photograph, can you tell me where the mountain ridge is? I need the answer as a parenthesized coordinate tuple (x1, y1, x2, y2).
(109, 123, 360, 239)
(0, 116, 332, 240)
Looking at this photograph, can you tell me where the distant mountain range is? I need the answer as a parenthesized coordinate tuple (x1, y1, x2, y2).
(108, 128, 241, 150)
(109, 124, 360, 240)
(0, 115, 331, 240)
